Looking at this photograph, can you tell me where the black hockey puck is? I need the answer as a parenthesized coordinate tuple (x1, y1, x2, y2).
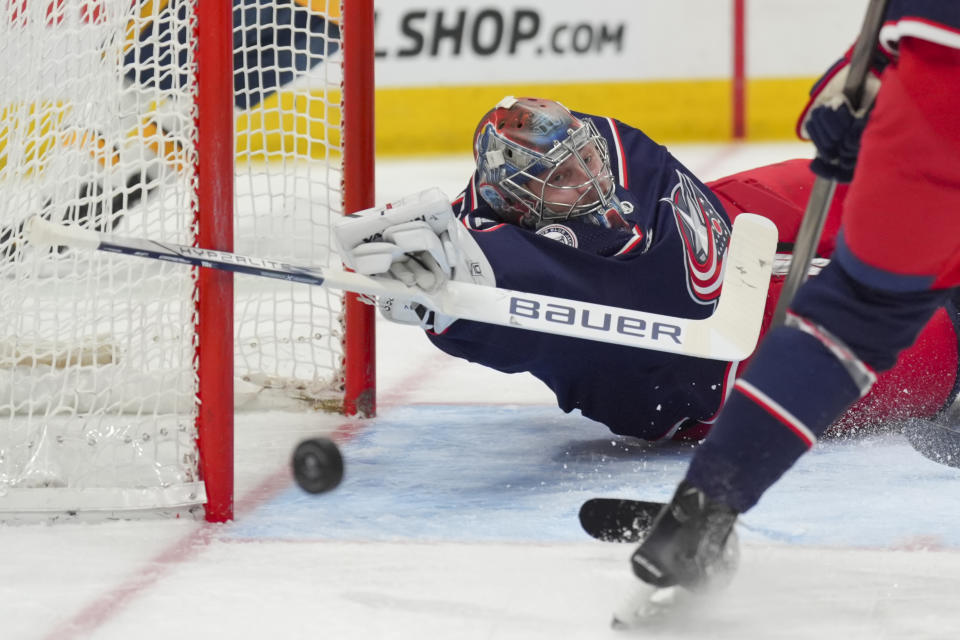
(902, 418, 960, 468)
(292, 437, 345, 493)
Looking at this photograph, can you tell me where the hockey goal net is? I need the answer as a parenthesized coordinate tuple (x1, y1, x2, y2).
(0, 0, 375, 521)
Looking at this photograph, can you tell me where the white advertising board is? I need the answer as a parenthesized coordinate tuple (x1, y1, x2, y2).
(367, 0, 870, 88)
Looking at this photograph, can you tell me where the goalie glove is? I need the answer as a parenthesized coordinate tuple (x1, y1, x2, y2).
(796, 45, 888, 182)
(334, 187, 495, 331)
(336, 188, 459, 291)
(349, 218, 455, 292)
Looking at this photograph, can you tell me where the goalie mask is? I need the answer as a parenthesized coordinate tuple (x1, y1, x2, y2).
(473, 96, 617, 228)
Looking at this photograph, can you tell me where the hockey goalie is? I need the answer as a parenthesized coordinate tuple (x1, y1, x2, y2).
(336, 96, 960, 444)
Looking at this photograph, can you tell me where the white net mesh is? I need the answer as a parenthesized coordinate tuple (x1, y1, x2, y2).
(232, 0, 346, 410)
(0, 0, 349, 515)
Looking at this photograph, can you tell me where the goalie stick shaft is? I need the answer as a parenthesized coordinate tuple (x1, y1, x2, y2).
(26, 213, 776, 361)
(770, 0, 890, 328)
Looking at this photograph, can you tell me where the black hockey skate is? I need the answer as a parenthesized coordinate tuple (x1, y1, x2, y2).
(903, 289, 960, 468)
(903, 417, 960, 468)
(612, 482, 739, 628)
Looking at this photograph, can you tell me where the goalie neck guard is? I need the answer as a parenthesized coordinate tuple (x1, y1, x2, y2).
(473, 96, 617, 228)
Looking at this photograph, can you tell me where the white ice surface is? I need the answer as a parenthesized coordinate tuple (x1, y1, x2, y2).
(3, 143, 960, 640)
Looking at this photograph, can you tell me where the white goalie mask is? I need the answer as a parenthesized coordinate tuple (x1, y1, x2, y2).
(473, 97, 617, 228)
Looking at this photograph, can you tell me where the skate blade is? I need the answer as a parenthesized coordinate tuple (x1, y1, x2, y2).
(611, 583, 688, 629)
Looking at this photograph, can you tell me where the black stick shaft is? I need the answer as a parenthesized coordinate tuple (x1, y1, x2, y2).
(770, 0, 890, 328)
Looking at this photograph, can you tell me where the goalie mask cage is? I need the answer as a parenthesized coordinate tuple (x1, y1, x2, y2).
(0, 0, 375, 522)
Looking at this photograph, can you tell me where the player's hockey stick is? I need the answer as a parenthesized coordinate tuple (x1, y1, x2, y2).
(26, 213, 776, 361)
(770, 0, 890, 327)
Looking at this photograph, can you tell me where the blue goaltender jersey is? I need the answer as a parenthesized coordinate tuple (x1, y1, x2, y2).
(426, 112, 737, 441)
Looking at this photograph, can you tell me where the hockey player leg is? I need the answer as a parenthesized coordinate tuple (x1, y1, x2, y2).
(609, 265, 895, 629)
(612, 482, 739, 628)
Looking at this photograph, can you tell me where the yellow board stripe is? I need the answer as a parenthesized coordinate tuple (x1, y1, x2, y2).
(236, 91, 342, 160)
(3, 78, 817, 176)
(235, 77, 817, 158)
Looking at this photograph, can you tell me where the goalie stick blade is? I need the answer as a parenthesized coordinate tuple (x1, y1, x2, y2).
(25, 213, 776, 361)
(578, 498, 665, 543)
(902, 418, 960, 468)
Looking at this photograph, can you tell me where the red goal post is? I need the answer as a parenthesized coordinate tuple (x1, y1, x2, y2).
(197, 0, 377, 522)
(339, 0, 377, 420)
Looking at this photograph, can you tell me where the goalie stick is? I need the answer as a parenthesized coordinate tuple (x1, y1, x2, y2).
(25, 213, 776, 361)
